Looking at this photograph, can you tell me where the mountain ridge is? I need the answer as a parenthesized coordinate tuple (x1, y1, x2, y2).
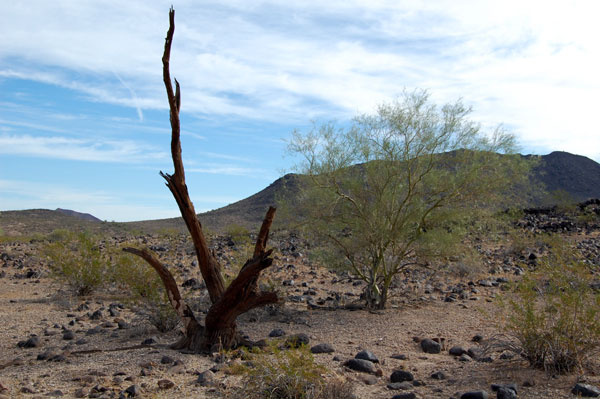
(2, 151, 599, 234)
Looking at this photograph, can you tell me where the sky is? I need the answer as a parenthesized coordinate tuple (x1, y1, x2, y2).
(1, 1, 599, 222)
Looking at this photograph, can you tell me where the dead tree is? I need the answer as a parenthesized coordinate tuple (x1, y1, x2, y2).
(124, 7, 278, 352)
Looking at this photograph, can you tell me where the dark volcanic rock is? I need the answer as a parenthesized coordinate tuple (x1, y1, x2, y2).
(343, 358, 376, 374)
(572, 383, 600, 397)
(310, 343, 335, 354)
(355, 349, 379, 363)
(285, 333, 310, 348)
(17, 336, 40, 348)
(449, 346, 467, 356)
(390, 370, 414, 383)
(268, 328, 286, 337)
(420, 338, 441, 354)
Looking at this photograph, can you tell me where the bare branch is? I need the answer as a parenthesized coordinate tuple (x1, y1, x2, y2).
(254, 206, 277, 258)
(122, 247, 201, 333)
(159, 7, 225, 303)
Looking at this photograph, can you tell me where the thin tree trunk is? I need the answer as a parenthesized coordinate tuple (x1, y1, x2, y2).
(123, 7, 279, 352)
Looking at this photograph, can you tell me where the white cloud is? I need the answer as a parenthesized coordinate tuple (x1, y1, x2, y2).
(0, 134, 167, 163)
(1, 0, 599, 161)
(187, 164, 271, 177)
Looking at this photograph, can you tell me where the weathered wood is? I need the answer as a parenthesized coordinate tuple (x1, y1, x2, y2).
(160, 7, 225, 305)
(123, 8, 279, 353)
(122, 247, 202, 335)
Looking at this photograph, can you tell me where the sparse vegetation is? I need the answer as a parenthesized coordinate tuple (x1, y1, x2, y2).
(43, 230, 113, 296)
(114, 253, 180, 332)
(226, 223, 252, 246)
(228, 343, 354, 399)
(287, 89, 534, 309)
(500, 237, 600, 373)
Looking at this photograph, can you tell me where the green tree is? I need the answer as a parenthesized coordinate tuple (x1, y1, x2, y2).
(287, 90, 533, 309)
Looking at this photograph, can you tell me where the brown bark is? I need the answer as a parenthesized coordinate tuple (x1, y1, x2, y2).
(159, 7, 225, 305)
(123, 7, 279, 353)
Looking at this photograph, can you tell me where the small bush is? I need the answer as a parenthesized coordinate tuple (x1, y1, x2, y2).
(501, 238, 600, 373)
(114, 254, 180, 332)
(226, 223, 251, 246)
(44, 231, 112, 296)
(227, 344, 354, 399)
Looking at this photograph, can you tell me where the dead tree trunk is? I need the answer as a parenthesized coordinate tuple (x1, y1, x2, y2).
(123, 7, 278, 352)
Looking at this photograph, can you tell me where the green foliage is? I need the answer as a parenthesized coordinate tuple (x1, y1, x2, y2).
(114, 253, 180, 332)
(286, 89, 535, 309)
(222, 242, 255, 287)
(43, 230, 113, 296)
(228, 344, 354, 399)
(226, 223, 252, 246)
(501, 238, 600, 373)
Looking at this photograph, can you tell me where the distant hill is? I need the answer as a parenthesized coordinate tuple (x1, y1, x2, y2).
(2, 151, 599, 235)
(531, 151, 600, 202)
(125, 173, 303, 233)
(56, 208, 102, 222)
(0, 209, 109, 236)
(128, 151, 600, 233)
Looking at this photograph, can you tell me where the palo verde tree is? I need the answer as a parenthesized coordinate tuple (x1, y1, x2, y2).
(123, 8, 278, 352)
(288, 90, 533, 309)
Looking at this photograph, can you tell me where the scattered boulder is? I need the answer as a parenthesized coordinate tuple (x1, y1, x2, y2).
(141, 337, 157, 345)
(310, 343, 335, 354)
(355, 350, 379, 363)
(449, 346, 467, 356)
(491, 383, 518, 399)
(390, 370, 414, 383)
(285, 333, 310, 348)
(420, 338, 441, 354)
(269, 328, 285, 337)
(124, 384, 141, 397)
(89, 309, 103, 320)
(392, 393, 417, 399)
(572, 383, 600, 397)
(17, 336, 40, 348)
(343, 358, 376, 374)
(160, 355, 175, 364)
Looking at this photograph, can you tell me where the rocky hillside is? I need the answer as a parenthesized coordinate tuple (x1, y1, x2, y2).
(531, 151, 600, 202)
(128, 151, 600, 232)
(2, 151, 599, 234)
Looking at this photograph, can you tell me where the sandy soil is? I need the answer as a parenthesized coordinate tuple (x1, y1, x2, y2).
(1, 262, 597, 399)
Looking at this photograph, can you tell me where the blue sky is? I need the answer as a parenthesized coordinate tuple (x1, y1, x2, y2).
(1, 1, 599, 222)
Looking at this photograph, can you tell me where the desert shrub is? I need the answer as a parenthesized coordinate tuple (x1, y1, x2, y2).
(228, 344, 354, 399)
(114, 254, 180, 332)
(226, 223, 252, 246)
(501, 238, 600, 373)
(46, 228, 73, 243)
(44, 231, 112, 296)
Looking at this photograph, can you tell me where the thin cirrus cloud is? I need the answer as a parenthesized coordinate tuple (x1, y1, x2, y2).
(1, 1, 598, 148)
(1, 1, 600, 222)
(187, 164, 271, 178)
(0, 134, 167, 163)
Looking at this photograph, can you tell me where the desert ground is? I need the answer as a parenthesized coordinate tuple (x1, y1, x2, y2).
(0, 207, 599, 399)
